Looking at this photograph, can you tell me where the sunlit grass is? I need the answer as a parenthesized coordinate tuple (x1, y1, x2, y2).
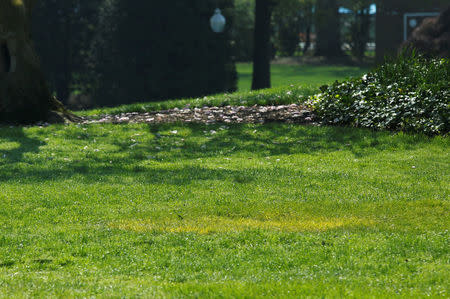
(0, 122, 448, 297)
(236, 63, 370, 91)
(113, 199, 448, 235)
(0, 141, 20, 151)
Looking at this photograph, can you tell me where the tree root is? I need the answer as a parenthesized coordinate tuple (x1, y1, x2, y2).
(47, 96, 82, 124)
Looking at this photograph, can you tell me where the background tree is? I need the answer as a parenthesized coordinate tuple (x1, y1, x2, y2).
(299, 0, 315, 54)
(272, 0, 316, 56)
(252, 0, 276, 90)
(272, 0, 302, 57)
(88, 0, 237, 107)
(232, 0, 255, 61)
(233, 0, 315, 60)
(341, 0, 373, 61)
(315, 0, 343, 58)
(0, 0, 75, 123)
(32, 0, 102, 103)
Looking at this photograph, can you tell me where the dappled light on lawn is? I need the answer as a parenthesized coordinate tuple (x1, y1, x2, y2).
(0, 122, 448, 297)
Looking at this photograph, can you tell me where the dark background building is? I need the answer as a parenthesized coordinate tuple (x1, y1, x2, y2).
(375, 0, 449, 62)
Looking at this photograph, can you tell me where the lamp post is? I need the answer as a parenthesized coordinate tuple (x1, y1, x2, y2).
(210, 8, 226, 33)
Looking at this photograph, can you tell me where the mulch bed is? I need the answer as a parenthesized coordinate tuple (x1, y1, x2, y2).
(81, 104, 316, 125)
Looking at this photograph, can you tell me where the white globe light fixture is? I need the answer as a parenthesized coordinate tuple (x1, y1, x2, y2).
(409, 18, 418, 28)
(210, 8, 226, 33)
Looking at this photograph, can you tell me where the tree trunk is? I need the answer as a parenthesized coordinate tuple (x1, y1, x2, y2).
(302, 2, 313, 55)
(314, 0, 343, 58)
(303, 25, 311, 54)
(0, 0, 76, 123)
(350, 7, 371, 62)
(251, 0, 273, 90)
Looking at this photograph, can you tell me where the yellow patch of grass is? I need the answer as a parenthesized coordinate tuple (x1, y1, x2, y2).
(113, 216, 374, 234)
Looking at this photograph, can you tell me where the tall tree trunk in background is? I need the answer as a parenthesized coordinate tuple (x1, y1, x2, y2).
(303, 25, 311, 54)
(0, 0, 75, 123)
(252, 0, 274, 90)
(350, 7, 371, 62)
(314, 0, 343, 58)
(302, 2, 313, 55)
(58, 5, 72, 104)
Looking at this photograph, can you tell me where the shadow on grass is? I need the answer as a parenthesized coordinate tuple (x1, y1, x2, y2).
(0, 122, 438, 184)
(0, 126, 43, 163)
(141, 123, 429, 160)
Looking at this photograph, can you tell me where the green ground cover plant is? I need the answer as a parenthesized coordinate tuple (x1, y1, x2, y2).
(310, 55, 450, 135)
(0, 122, 449, 297)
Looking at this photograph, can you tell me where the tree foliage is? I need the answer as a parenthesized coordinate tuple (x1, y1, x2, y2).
(233, 0, 255, 61)
(315, 0, 343, 58)
(32, 0, 102, 102)
(87, 0, 237, 107)
(28, 0, 384, 111)
(32, 0, 237, 108)
(341, 0, 373, 61)
(272, 0, 316, 56)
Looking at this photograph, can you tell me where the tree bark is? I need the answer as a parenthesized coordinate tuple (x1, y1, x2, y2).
(251, 0, 274, 90)
(0, 0, 76, 123)
(303, 25, 311, 54)
(314, 0, 343, 58)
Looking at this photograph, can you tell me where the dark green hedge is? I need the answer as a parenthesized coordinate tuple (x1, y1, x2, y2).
(90, 0, 237, 107)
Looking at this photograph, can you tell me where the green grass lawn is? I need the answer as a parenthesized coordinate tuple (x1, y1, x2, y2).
(0, 122, 448, 297)
(236, 63, 370, 91)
